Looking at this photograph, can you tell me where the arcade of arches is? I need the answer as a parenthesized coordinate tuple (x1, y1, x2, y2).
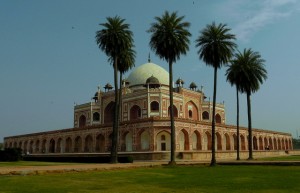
(4, 124, 293, 155)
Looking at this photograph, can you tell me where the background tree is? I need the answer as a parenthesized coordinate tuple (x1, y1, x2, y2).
(234, 48, 267, 160)
(96, 16, 134, 163)
(226, 60, 242, 160)
(148, 11, 191, 165)
(196, 22, 236, 166)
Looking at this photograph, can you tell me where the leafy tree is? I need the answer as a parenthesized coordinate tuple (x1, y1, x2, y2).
(232, 48, 267, 160)
(96, 16, 134, 163)
(226, 59, 242, 160)
(148, 11, 191, 165)
(196, 22, 236, 166)
(292, 138, 300, 149)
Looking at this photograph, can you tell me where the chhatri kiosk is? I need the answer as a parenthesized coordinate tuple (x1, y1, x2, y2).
(4, 61, 293, 160)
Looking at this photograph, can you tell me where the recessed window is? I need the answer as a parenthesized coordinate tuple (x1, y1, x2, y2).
(189, 110, 193, 118)
(202, 111, 209, 120)
(93, 112, 100, 121)
(151, 101, 159, 111)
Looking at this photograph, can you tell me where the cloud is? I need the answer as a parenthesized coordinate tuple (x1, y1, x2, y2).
(231, 0, 299, 42)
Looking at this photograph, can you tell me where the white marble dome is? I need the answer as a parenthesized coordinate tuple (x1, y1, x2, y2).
(127, 62, 169, 87)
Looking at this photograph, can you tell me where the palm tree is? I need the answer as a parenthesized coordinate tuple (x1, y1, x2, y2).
(148, 11, 191, 165)
(226, 60, 242, 160)
(95, 16, 134, 163)
(196, 22, 236, 166)
(233, 48, 267, 160)
(116, 48, 135, 124)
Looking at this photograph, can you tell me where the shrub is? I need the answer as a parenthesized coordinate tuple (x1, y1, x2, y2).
(0, 148, 22, 161)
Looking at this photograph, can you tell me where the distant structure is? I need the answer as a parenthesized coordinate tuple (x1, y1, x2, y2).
(4, 62, 293, 160)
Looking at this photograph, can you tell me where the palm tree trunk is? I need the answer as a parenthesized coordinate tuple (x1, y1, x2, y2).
(119, 72, 123, 123)
(247, 91, 253, 160)
(210, 66, 217, 166)
(111, 59, 120, 163)
(236, 85, 240, 160)
(169, 61, 176, 165)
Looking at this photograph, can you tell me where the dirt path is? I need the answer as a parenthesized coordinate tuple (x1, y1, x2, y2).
(2, 160, 300, 176)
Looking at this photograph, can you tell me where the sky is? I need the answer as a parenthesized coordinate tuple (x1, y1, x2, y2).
(1, 0, 300, 142)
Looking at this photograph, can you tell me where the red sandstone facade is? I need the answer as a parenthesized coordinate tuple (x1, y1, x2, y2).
(3, 62, 293, 160)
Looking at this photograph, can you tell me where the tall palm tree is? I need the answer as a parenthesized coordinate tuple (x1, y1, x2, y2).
(226, 60, 242, 160)
(116, 48, 135, 124)
(233, 48, 267, 160)
(196, 22, 236, 166)
(148, 11, 191, 165)
(95, 16, 134, 163)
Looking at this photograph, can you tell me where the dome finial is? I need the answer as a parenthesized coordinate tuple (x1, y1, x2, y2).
(148, 53, 151, 63)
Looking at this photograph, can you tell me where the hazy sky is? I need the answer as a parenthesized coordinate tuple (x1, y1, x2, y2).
(1, 0, 300, 142)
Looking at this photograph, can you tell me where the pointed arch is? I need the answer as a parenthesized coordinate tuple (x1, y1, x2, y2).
(192, 130, 201, 150)
(202, 111, 209, 120)
(204, 131, 212, 150)
(35, 140, 40, 153)
(23, 141, 28, 154)
(259, 136, 263, 150)
(79, 115, 86, 127)
(168, 105, 178, 117)
(140, 130, 150, 151)
(56, 138, 62, 153)
(268, 137, 273, 150)
(74, 136, 82, 153)
(179, 129, 189, 151)
(150, 101, 159, 111)
(273, 138, 277, 150)
(215, 114, 221, 124)
(42, 139, 47, 153)
(240, 135, 246, 150)
(253, 136, 258, 150)
(65, 137, 72, 153)
(18, 141, 22, 149)
(93, 112, 100, 121)
(278, 138, 282, 150)
(124, 131, 133, 151)
(233, 134, 237, 150)
(224, 133, 231, 150)
(29, 141, 34, 154)
(84, 135, 93, 152)
(185, 101, 199, 120)
(96, 134, 105, 152)
(264, 137, 268, 150)
(281, 139, 285, 150)
(104, 102, 115, 123)
(130, 105, 142, 120)
(49, 139, 55, 153)
(156, 131, 171, 151)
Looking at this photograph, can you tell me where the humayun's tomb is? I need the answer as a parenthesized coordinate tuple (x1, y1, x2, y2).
(3, 61, 293, 160)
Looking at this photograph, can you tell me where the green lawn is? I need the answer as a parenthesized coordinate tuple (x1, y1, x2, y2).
(1, 165, 300, 193)
(258, 155, 300, 161)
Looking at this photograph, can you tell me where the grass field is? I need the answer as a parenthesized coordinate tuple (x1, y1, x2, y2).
(258, 155, 300, 161)
(1, 164, 300, 193)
